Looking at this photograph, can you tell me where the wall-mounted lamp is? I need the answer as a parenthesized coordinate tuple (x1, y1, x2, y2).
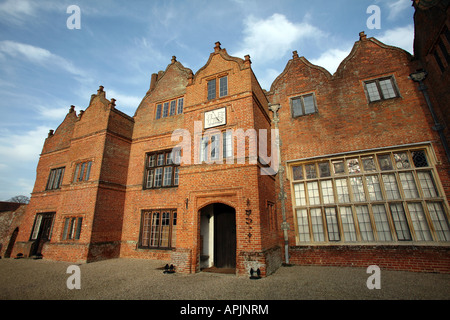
(185, 198, 189, 209)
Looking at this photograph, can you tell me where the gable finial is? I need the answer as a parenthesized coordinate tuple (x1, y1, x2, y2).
(359, 31, 367, 41)
(214, 41, 221, 53)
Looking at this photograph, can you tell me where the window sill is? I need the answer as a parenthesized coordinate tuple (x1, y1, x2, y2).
(368, 96, 401, 104)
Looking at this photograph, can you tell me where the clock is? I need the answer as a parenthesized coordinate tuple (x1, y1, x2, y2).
(204, 107, 226, 129)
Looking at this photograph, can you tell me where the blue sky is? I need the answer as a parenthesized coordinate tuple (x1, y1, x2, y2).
(0, 0, 415, 201)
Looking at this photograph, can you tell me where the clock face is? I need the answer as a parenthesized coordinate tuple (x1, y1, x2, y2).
(204, 107, 226, 129)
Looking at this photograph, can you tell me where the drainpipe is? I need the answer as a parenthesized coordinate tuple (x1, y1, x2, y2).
(409, 70, 450, 164)
(269, 103, 290, 265)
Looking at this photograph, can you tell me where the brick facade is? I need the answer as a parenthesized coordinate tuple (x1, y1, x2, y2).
(7, 6, 450, 275)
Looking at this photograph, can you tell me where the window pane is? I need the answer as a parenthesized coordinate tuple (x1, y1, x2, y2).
(340, 207, 357, 241)
(156, 104, 162, 119)
(169, 100, 176, 116)
(307, 181, 320, 205)
(148, 155, 156, 167)
(150, 212, 160, 247)
(171, 211, 177, 247)
(333, 160, 345, 175)
(318, 162, 330, 177)
(207, 79, 216, 100)
(320, 180, 334, 204)
(223, 131, 232, 158)
(177, 98, 184, 114)
(372, 205, 392, 241)
(382, 174, 401, 200)
(407, 203, 432, 241)
(147, 168, 154, 188)
(291, 97, 303, 117)
(362, 157, 376, 172)
(162, 102, 169, 118)
(303, 94, 316, 114)
(311, 208, 324, 242)
(62, 218, 70, 240)
(379, 79, 397, 99)
(325, 208, 340, 241)
(389, 203, 411, 241)
(173, 167, 179, 186)
(296, 209, 310, 242)
(394, 152, 410, 169)
(417, 171, 438, 198)
(378, 154, 393, 171)
(219, 76, 228, 97)
(32, 215, 44, 240)
(160, 211, 171, 247)
(294, 183, 306, 206)
(162, 167, 173, 187)
(68, 218, 75, 239)
(366, 82, 381, 102)
(54, 168, 64, 186)
(75, 217, 83, 240)
(305, 164, 317, 179)
(350, 177, 366, 202)
(412, 150, 428, 168)
(200, 137, 209, 162)
(47, 170, 56, 190)
(157, 154, 165, 166)
(73, 164, 80, 183)
(335, 179, 350, 203)
(356, 206, 374, 241)
(427, 202, 450, 241)
(292, 165, 303, 180)
(211, 135, 220, 160)
(366, 175, 383, 201)
(347, 159, 360, 174)
(85, 162, 92, 181)
(399, 172, 419, 199)
(141, 212, 151, 247)
(154, 168, 163, 187)
(78, 163, 85, 182)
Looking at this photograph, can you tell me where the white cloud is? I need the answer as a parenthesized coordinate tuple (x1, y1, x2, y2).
(387, 0, 411, 20)
(107, 89, 142, 113)
(37, 105, 69, 121)
(0, 0, 37, 24)
(378, 25, 414, 54)
(258, 68, 282, 91)
(310, 47, 352, 75)
(233, 13, 324, 63)
(0, 125, 48, 163)
(0, 40, 87, 78)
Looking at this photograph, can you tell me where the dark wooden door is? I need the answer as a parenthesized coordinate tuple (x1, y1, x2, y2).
(31, 214, 54, 256)
(214, 205, 236, 268)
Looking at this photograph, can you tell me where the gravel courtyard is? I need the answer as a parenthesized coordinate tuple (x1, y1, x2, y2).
(0, 257, 449, 300)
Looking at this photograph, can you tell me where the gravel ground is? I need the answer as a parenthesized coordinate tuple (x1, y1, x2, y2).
(0, 257, 449, 300)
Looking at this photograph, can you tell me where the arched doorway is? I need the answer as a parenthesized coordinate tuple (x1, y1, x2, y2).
(200, 203, 236, 272)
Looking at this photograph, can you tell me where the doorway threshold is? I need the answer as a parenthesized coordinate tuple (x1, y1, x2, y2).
(201, 266, 236, 274)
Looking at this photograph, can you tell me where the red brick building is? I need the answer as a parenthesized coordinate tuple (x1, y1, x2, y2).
(9, 4, 450, 275)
